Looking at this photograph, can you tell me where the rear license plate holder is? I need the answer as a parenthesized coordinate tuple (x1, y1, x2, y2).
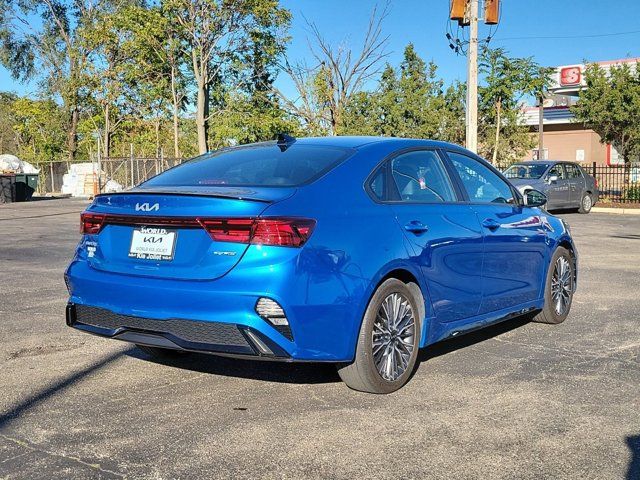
(128, 227, 177, 261)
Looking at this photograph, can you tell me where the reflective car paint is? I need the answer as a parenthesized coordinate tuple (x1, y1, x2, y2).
(65, 137, 577, 362)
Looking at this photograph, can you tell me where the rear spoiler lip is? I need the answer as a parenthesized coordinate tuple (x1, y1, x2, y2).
(94, 189, 275, 203)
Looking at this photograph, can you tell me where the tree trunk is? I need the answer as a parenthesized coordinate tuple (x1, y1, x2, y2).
(103, 103, 111, 159)
(67, 106, 79, 163)
(171, 65, 181, 159)
(193, 51, 209, 154)
(155, 117, 161, 158)
(492, 98, 501, 164)
(329, 106, 338, 136)
(196, 81, 209, 154)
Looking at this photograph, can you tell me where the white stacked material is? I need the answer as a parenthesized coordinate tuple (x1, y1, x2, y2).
(0, 154, 40, 173)
(61, 163, 106, 197)
(104, 179, 124, 193)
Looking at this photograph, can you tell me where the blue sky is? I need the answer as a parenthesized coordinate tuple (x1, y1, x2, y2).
(2, 0, 640, 99)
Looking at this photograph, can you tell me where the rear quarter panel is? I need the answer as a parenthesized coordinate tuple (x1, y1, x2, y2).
(259, 142, 430, 360)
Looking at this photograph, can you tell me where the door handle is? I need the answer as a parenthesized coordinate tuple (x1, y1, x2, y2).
(481, 218, 500, 231)
(404, 221, 428, 234)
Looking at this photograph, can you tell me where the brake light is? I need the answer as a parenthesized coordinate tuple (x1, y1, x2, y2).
(79, 213, 316, 247)
(252, 218, 316, 247)
(80, 213, 105, 234)
(199, 217, 316, 247)
(594, 178, 599, 189)
(197, 218, 254, 243)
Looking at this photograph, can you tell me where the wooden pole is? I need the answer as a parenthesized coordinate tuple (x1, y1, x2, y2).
(465, 0, 479, 153)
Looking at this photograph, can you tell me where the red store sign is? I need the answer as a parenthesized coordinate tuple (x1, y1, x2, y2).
(560, 66, 582, 86)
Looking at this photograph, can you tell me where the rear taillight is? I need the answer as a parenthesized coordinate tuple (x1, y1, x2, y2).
(199, 217, 316, 247)
(80, 213, 105, 234)
(252, 218, 316, 247)
(594, 178, 599, 189)
(79, 213, 316, 247)
(197, 218, 254, 244)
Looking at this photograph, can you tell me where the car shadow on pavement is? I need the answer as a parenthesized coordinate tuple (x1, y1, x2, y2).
(417, 315, 532, 364)
(0, 348, 131, 431)
(126, 348, 343, 385)
(126, 315, 533, 386)
(627, 435, 640, 480)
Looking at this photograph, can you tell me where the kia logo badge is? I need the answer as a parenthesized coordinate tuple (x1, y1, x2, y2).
(135, 202, 160, 212)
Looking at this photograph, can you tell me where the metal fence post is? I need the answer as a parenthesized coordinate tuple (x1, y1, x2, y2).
(130, 144, 134, 187)
(50, 161, 55, 193)
(592, 161, 596, 177)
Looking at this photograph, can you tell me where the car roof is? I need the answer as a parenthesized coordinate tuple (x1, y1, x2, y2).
(230, 136, 472, 151)
(511, 160, 581, 167)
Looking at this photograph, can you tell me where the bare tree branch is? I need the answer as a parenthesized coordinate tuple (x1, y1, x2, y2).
(279, 2, 390, 135)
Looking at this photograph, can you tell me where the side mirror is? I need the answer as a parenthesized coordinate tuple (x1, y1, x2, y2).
(547, 175, 559, 184)
(523, 189, 547, 208)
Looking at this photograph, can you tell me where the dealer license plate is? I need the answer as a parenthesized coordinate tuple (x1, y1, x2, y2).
(128, 227, 177, 261)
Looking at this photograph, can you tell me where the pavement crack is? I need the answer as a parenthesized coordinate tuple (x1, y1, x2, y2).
(0, 433, 126, 478)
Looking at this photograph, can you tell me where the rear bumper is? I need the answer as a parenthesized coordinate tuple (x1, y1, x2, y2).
(65, 253, 362, 362)
(67, 303, 291, 360)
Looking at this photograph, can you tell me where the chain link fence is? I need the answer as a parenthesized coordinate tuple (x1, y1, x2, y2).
(100, 156, 183, 190)
(36, 156, 183, 195)
(34, 156, 640, 204)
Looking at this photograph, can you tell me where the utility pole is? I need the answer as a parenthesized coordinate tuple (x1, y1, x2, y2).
(465, 0, 479, 153)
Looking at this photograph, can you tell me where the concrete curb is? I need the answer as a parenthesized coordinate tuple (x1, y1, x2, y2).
(591, 206, 640, 215)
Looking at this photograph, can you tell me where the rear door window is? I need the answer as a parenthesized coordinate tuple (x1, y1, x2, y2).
(390, 150, 456, 203)
(548, 164, 566, 179)
(368, 168, 386, 201)
(143, 144, 352, 188)
(564, 163, 582, 178)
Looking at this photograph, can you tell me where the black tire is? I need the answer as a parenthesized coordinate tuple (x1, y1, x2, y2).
(338, 278, 421, 394)
(136, 344, 190, 359)
(531, 247, 575, 324)
(578, 193, 593, 214)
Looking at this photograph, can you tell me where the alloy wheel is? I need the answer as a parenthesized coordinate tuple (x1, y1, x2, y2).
(372, 293, 416, 382)
(583, 195, 592, 211)
(551, 256, 573, 315)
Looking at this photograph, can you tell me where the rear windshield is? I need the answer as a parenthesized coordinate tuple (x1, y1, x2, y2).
(142, 143, 352, 188)
(504, 163, 549, 179)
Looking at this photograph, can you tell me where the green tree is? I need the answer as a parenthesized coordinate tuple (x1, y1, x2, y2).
(81, 2, 143, 159)
(163, 0, 291, 154)
(0, 92, 18, 154)
(479, 47, 552, 164)
(571, 63, 640, 163)
(0, 0, 113, 162)
(208, 7, 298, 146)
(11, 96, 66, 165)
(342, 45, 464, 142)
(114, 4, 187, 158)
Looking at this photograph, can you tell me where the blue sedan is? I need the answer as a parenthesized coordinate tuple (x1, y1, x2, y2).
(65, 136, 577, 393)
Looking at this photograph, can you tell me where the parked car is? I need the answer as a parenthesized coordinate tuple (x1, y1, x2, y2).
(65, 136, 577, 393)
(503, 161, 599, 213)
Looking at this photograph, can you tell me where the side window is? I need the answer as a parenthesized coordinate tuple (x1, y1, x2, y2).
(390, 150, 456, 203)
(565, 163, 581, 178)
(369, 167, 385, 200)
(548, 164, 566, 179)
(448, 152, 515, 204)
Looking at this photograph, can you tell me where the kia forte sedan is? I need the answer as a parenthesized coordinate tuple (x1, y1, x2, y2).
(504, 161, 599, 213)
(65, 136, 577, 393)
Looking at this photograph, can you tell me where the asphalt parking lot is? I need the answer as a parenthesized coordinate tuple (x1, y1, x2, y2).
(0, 198, 639, 479)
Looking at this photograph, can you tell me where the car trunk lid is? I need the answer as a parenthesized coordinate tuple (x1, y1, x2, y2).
(82, 188, 295, 281)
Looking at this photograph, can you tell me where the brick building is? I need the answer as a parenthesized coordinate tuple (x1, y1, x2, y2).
(521, 58, 638, 165)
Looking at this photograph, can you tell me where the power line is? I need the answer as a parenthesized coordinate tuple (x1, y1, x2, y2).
(495, 29, 640, 41)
